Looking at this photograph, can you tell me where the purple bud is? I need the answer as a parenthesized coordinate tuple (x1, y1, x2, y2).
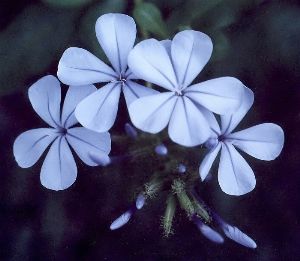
(214, 213, 257, 249)
(221, 223, 257, 249)
(155, 144, 168, 156)
(204, 137, 218, 150)
(177, 163, 186, 174)
(193, 217, 224, 244)
(135, 194, 146, 210)
(125, 123, 137, 139)
(110, 210, 133, 230)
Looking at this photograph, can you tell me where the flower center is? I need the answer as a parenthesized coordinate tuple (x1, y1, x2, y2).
(175, 89, 183, 96)
(118, 73, 126, 84)
(57, 127, 67, 136)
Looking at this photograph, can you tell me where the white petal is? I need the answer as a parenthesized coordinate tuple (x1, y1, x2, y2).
(200, 106, 221, 135)
(128, 39, 177, 91)
(40, 137, 77, 191)
(128, 92, 177, 133)
(196, 220, 224, 244)
(57, 47, 117, 85)
(184, 77, 244, 115)
(160, 39, 172, 56)
(110, 210, 133, 230)
(135, 194, 146, 210)
(228, 123, 284, 160)
(221, 86, 254, 135)
(75, 82, 121, 132)
(13, 128, 58, 168)
(61, 85, 97, 128)
(218, 142, 256, 196)
(28, 75, 61, 128)
(171, 30, 213, 89)
(96, 13, 136, 74)
(222, 224, 257, 248)
(66, 127, 111, 166)
(122, 80, 159, 107)
(168, 97, 210, 147)
(199, 143, 221, 181)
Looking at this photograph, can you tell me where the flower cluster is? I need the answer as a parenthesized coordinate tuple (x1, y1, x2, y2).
(13, 13, 284, 246)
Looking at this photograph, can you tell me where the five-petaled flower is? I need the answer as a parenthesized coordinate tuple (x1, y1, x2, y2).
(127, 30, 245, 147)
(199, 87, 284, 195)
(57, 13, 157, 133)
(13, 75, 111, 191)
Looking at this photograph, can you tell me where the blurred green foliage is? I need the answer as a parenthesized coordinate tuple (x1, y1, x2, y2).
(133, 2, 168, 38)
(42, 0, 94, 8)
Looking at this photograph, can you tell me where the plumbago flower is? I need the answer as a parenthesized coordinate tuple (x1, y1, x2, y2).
(13, 76, 111, 191)
(199, 87, 284, 195)
(127, 30, 245, 147)
(57, 13, 157, 132)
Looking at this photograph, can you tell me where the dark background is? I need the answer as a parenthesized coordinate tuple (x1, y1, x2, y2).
(0, 0, 299, 260)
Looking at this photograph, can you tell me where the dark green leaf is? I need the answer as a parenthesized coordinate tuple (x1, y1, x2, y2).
(0, 4, 78, 94)
(133, 2, 168, 38)
(42, 0, 94, 8)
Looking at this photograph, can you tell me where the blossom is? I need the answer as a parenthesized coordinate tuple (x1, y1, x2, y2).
(199, 87, 284, 195)
(13, 75, 111, 191)
(57, 13, 157, 132)
(127, 30, 245, 147)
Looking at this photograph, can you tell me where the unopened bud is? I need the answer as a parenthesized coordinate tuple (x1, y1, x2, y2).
(155, 144, 168, 156)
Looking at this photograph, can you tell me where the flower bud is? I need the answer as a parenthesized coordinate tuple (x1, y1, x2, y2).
(110, 209, 133, 230)
(193, 217, 224, 244)
(155, 144, 168, 156)
(135, 193, 146, 210)
(177, 163, 186, 174)
(124, 123, 137, 139)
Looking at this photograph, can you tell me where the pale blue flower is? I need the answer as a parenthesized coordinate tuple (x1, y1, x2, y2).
(57, 13, 157, 132)
(128, 30, 245, 147)
(199, 87, 284, 195)
(13, 75, 111, 191)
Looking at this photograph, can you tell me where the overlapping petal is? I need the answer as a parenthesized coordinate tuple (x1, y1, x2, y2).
(128, 39, 177, 91)
(171, 30, 213, 89)
(200, 107, 221, 136)
(221, 86, 254, 135)
(13, 128, 58, 168)
(66, 127, 111, 166)
(199, 143, 221, 181)
(168, 97, 210, 146)
(184, 77, 244, 115)
(96, 13, 136, 74)
(75, 82, 122, 132)
(61, 85, 97, 128)
(57, 47, 117, 85)
(229, 123, 284, 160)
(40, 137, 77, 191)
(28, 75, 61, 128)
(128, 92, 177, 133)
(218, 142, 256, 195)
(122, 80, 159, 107)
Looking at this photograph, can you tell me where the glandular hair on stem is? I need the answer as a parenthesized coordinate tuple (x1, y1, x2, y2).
(162, 195, 176, 238)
